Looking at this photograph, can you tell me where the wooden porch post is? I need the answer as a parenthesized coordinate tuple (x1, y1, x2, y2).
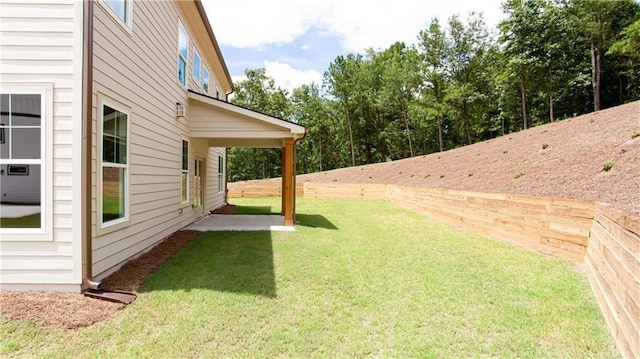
(281, 146, 286, 216)
(282, 138, 295, 226)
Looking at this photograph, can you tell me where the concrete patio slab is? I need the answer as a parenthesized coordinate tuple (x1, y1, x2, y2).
(185, 214, 295, 232)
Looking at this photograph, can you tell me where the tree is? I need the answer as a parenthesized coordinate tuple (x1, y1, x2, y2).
(418, 19, 450, 152)
(229, 68, 291, 180)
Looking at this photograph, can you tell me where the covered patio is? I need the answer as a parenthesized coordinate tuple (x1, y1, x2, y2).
(187, 90, 306, 226)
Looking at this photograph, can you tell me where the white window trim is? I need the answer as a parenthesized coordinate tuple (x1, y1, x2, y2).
(98, 0, 133, 34)
(97, 96, 131, 233)
(0, 83, 53, 241)
(193, 49, 201, 85)
(181, 139, 190, 204)
(177, 20, 189, 88)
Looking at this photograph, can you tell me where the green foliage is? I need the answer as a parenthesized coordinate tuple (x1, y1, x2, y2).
(514, 172, 526, 179)
(632, 132, 640, 139)
(602, 161, 614, 172)
(224, 1, 639, 181)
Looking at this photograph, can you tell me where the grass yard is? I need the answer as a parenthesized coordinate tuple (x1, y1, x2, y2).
(1, 198, 617, 358)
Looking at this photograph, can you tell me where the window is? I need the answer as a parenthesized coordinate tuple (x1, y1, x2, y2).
(193, 158, 203, 207)
(217, 155, 224, 193)
(101, 104, 128, 225)
(203, 67, 210, 94)
(101, 0, 132, 29)
(0, 94, 44, 230)
(181, 140, 189, 203)
(193, 50, 201, 84)
(104, 0, 127, 22)
(178, 22, 188, 86)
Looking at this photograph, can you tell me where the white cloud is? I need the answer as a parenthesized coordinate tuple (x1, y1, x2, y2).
(301, 44, 312, 51)
(228, 62, 322, 93)
(264, 61, 323, 92)
(204, 0, 504, 52)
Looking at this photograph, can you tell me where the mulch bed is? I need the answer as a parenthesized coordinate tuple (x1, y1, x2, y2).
(0, 230, 202, 329)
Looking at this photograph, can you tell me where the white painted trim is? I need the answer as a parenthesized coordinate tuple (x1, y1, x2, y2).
(96, 94, 131, 235)
(0, 83, 53, 241)
(72, 0, 84, 284)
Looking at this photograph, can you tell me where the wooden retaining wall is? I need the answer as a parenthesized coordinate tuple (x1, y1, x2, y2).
(585, 203, 640, 359)
(385, 185, 594, 263)
(228, 180, 639, 357)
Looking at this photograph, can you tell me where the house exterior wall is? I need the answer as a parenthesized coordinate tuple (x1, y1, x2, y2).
(90, 0, 228, 280)
(0, 0, 84, 291)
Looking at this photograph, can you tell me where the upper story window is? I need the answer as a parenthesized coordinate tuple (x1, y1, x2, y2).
(193, 50, 201, 84)
(203, 67, 210, 94)
(102, 0, 132, 29)
(105, 0, 127, 22)
(0, 93, 44, 232)
(178, 22, 188, 87)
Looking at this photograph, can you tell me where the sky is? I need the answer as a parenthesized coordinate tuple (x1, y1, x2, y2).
(202, 0, 506, 92)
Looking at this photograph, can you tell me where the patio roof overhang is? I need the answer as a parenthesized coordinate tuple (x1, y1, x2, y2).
(187, 90, 305, 148)
(186, 90, 306, 227)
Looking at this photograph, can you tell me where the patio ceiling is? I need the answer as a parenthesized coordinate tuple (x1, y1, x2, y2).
(187, 90, 305, 148)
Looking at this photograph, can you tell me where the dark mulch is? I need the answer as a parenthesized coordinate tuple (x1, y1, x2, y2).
(209, 204, 237, 214)
(0, 230, 202, 329)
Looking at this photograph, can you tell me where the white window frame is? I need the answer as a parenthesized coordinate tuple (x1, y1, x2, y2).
(99, 0, 133, 32)
(98, 96, 130, 231)
(181, 139, 189, 204)
(193, 50, 201, 85)
(177, 20, 189, 88)
(217, 154, 224, 193)
(0, 84, 53, 241)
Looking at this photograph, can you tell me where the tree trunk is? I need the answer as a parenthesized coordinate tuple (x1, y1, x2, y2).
(590, 29, 602, 111)
(318, 128, 323, 172)
(520, 66, 528, 130)
(463, 100, 472, 145)
(548, 65, 554, 123)
(400, 101, 413, 157)
(437, 116, 444, 152)
(346, 110, 356, 167)
(261, 150, 266, 179)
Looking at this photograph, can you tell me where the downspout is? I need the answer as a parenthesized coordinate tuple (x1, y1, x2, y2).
(82, 0, 100, 290)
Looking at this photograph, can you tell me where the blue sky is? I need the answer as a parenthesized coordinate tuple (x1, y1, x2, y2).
(202, 0, 505, 92)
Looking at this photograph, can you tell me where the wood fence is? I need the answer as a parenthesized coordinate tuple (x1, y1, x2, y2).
(228, 181, 639, 357)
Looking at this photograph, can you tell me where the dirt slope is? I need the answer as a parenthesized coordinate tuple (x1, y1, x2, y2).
(244, 101, 640, 215)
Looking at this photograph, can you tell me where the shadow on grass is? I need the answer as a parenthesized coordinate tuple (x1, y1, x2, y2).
(142, 231, 276, 298)
(296, 214, 338, 229)
(233, 205, 278, 215)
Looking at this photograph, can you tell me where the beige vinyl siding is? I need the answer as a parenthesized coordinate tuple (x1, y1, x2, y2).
(91, 1, 226, 279)
(0, 0, 83, 291)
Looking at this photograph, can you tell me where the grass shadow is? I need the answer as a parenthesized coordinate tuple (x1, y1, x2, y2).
(296, 214, 338, 229)
(142, 231, 276, 298)
(233, 205, 278, 215)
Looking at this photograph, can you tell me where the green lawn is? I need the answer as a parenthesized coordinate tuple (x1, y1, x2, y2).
(0, 212, 40, 228)
(1, 198, 617, 358)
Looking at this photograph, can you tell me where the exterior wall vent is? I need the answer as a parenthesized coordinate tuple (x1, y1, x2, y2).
(176, 103, 186, 118)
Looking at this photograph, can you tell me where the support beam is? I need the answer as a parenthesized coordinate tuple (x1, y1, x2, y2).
(282, 138, 295, 226)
